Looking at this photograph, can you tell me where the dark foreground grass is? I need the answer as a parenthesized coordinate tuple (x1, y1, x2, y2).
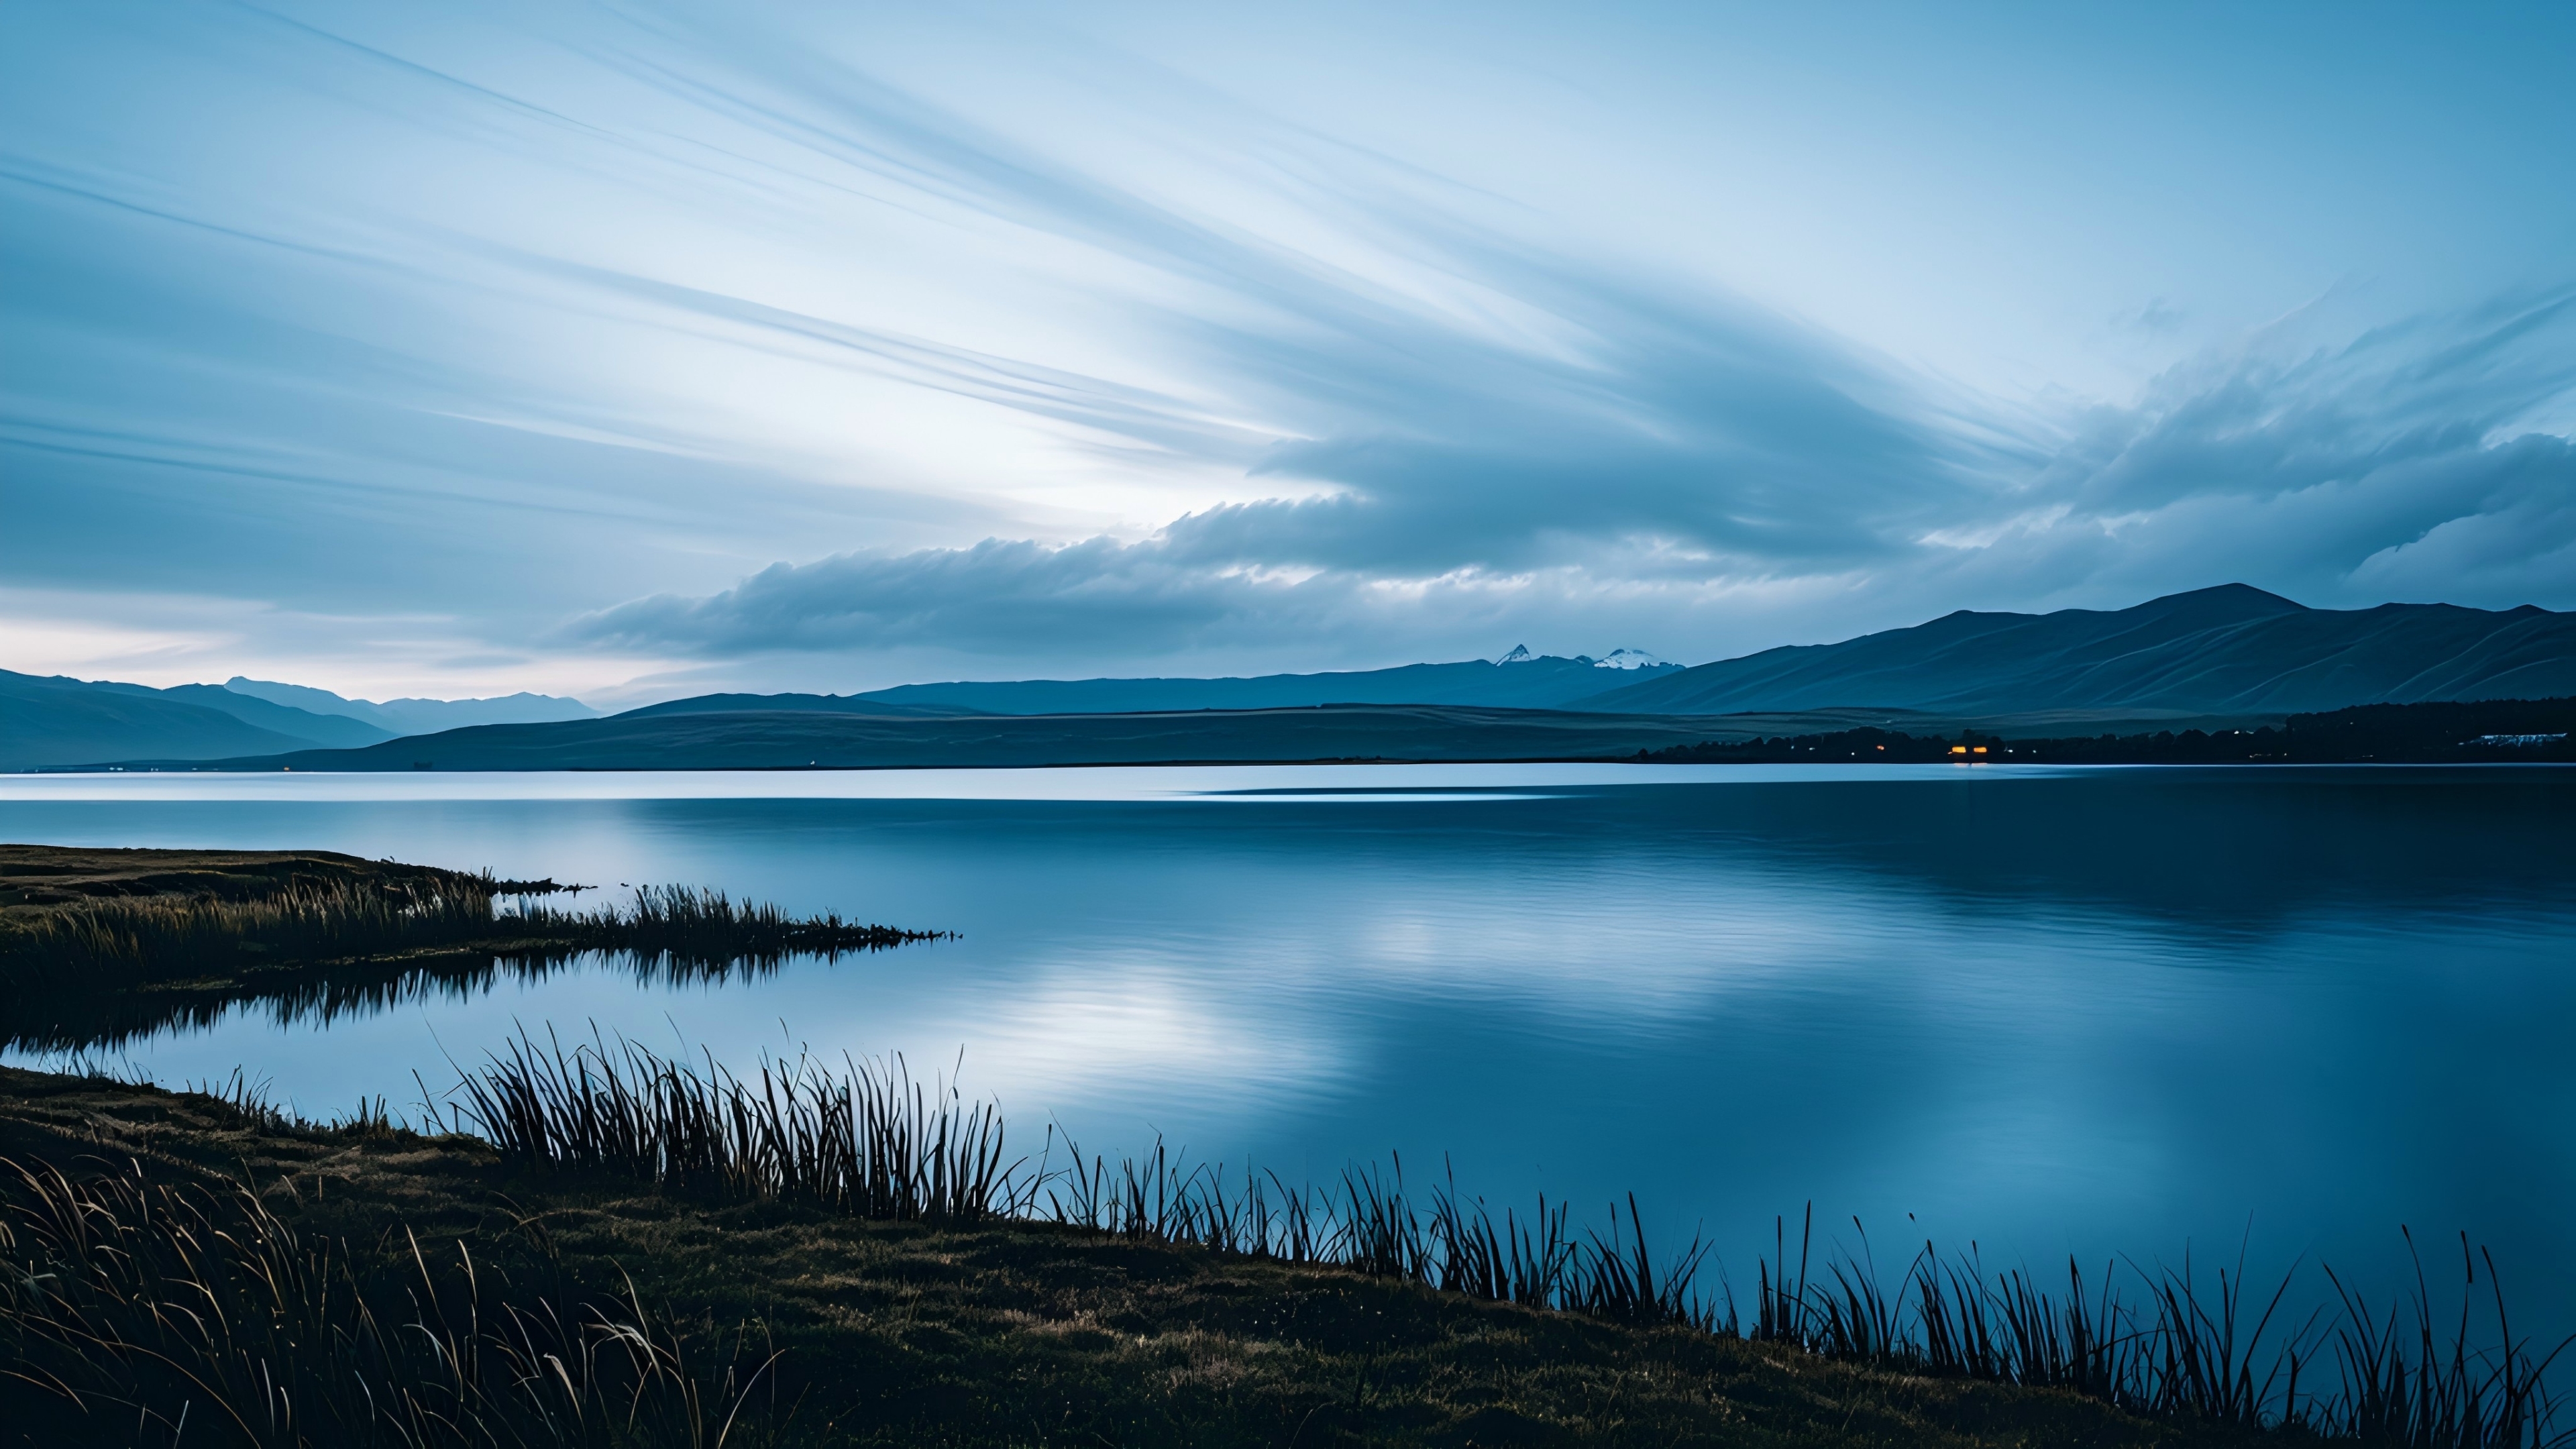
(435, 1038, 2571, 1446)
(7, 1049, 2565, 1448)
(0, 1067, 2282, 1449)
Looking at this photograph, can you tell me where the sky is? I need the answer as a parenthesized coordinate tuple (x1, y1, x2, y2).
(5, 1, 2575, 706)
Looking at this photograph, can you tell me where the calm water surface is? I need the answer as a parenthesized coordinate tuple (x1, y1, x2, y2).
(5, 764, 2571, 1327)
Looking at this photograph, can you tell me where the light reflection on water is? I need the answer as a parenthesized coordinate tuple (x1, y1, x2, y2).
(4, 765, 2571, 1332)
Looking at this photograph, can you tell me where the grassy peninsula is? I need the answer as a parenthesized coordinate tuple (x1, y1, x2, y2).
(0, 845, 944, 1053)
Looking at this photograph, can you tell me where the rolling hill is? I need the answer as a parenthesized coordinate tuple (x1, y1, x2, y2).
(1582, 586, 2576, 716)
(847, 651, 1678, 715)
(3, 673, 609, 770)
(136, 704, 1935, 773)
(89, 682, 395, 749)
(221, 677, 598, 733)
(1, 670, 348, 770)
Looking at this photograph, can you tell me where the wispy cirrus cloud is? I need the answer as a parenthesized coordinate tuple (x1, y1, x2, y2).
(576, 279, 2576, 666)
(5, 1, 2573, 694)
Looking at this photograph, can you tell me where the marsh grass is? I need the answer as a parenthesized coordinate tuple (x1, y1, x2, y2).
(446, 1032, 1015, 1223)
(433, 1034, 2572, 1446)
(0, 1156, 787, 1448)
(6, 1032, 2564, 1445)
(2326, 1233, 2574, 1448)
(2, 875, 509, 986)
(0, 877, 942, 981)
(0, 880, 947, 1054)
(1744, 1209, 2568, 1446)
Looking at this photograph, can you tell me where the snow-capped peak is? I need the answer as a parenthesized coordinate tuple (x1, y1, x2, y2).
(1493, 644, 1534, 664)
(1592, 648, 1670, 669)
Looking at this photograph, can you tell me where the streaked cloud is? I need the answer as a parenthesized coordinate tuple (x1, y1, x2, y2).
(580, 288, 2576, 665)
(4, 1, 2572, 696)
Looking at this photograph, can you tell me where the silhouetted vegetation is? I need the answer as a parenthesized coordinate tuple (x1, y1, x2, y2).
(0, 848, 946, 1053)
(1638, 697, 2576, 765)
(423, 1034, 2572, 1445)
(0, 1157, 784, 1448)
(6, 1053, 2571, 1446)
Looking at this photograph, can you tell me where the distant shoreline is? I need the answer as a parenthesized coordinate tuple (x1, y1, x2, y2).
(17, 694, 2560, 774)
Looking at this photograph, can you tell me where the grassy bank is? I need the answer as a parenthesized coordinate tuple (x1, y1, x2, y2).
(5, 1049, 2565, 1448)
(0, 846, 945, 1053)
(0, 1065, 2261, 1449)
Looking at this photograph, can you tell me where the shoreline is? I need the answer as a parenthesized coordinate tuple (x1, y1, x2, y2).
(0, 846, 945, 1055)
(7, 1053, 2567, 1447)
(0, 1063, 2312, 1448)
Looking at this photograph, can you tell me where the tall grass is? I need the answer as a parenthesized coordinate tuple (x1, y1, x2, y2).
(0, 878, 943, 981)
(531, 885, 943, 967)
(0, 1156, 787, 1448)
(434, 1034, 2572, 1445)
(0, 881, 948, 1054)
(448, 1032, 1018, 1223)
(2328, 1232, 2574, 1448)
(1, 875, 511, 988)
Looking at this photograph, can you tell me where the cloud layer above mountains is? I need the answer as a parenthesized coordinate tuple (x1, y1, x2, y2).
(5, 2, 2574, 698)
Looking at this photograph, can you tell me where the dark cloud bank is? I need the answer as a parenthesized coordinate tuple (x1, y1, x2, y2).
(553, 15, 2576, 667)
(576, 280, 2576, 666)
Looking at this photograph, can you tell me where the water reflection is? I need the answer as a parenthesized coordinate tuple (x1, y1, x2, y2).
(3, 765, 2571, 1336)
(3, 945, 890, 1055)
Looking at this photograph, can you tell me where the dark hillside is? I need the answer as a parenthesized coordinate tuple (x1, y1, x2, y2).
(853, 653, 1681, 714)
(125, 703, 1931, 772)
(2, 669, 323, 769)
(1640, 695, 2576, 765)
(1587, 585, 2576, 716)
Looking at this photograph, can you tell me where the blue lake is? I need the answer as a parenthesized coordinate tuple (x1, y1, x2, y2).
(5, 763, 2572, 1331)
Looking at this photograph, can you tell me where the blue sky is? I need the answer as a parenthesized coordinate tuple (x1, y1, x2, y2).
(5, 1, 2574, 703)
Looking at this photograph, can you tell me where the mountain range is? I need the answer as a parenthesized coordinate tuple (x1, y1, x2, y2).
(161, 703, 1901, 773)
(846, 588, 2574, 720)
(219, 679, 599, 735)
(844, 650, 1676, 715)
(7, 586, 2571, 770)
(0, 674, 597, 771)
(1580, 585, 2576, 716)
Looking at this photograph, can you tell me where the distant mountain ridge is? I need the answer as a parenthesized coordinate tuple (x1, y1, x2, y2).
(221, 678, 598, 733)
(849, 651, 1681, 715)
(1581, 586, 2576, 716)
(130, 703, 1918, 773)
(15, 586, 2575, 771)
(1, 669, 379, 769)
(1, 671, 600, 770)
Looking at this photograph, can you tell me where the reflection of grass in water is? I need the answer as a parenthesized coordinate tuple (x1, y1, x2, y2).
(1, 875, 941, 973)
(0, 879, 946, 1053)
(5, 947, 843, 1055)
(432, 1034, 2573, 1445)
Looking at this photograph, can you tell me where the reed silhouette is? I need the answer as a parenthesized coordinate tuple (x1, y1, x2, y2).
(0, 1155, 786, 1448)
(0, 877, 947, 1053)
(419, 1034, 2572, 1446)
